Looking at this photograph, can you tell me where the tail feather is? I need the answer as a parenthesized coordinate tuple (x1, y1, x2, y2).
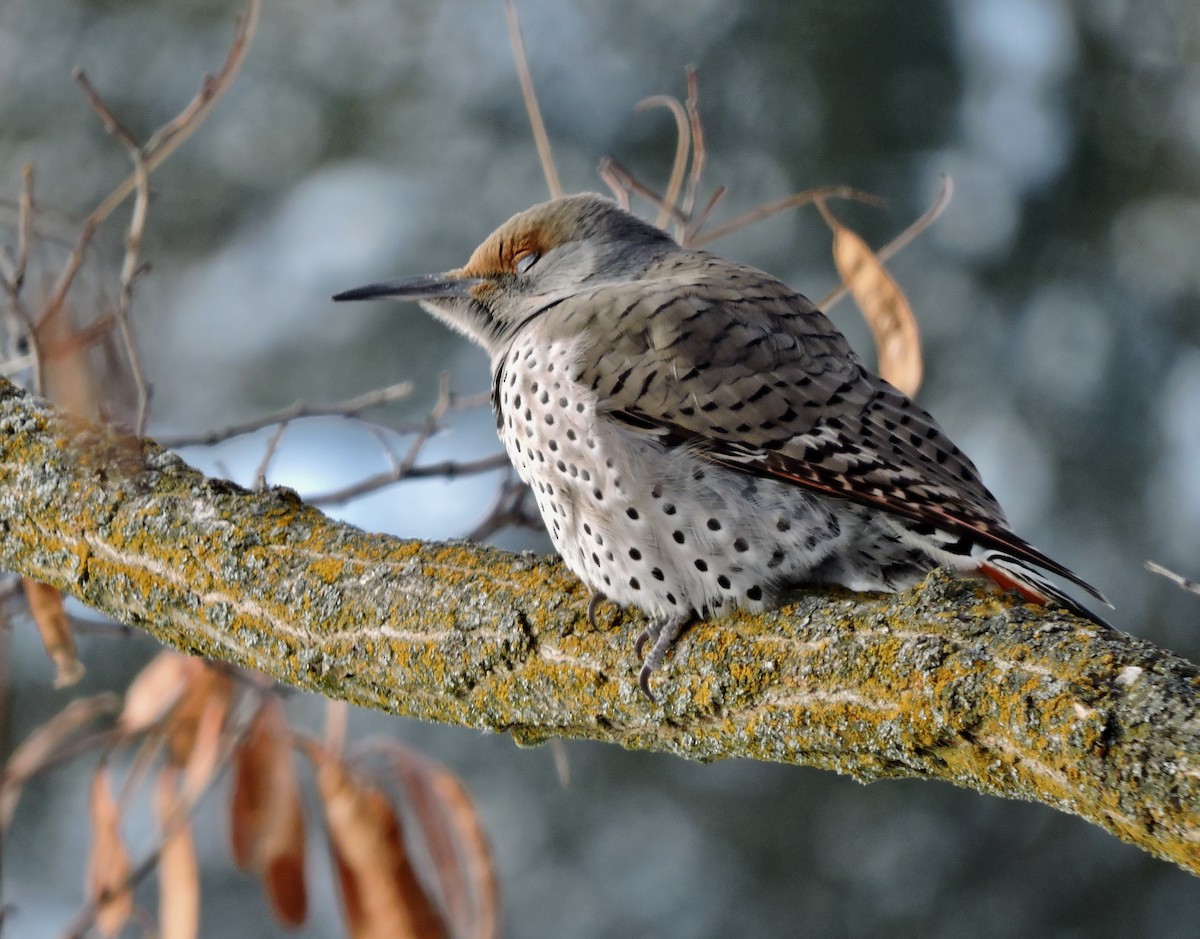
(978, 551, 1113, 629)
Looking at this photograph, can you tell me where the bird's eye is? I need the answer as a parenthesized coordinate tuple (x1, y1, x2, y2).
(515, 251, 540, 274)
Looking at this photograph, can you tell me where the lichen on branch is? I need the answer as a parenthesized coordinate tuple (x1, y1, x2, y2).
(0, 377, 1197, 876)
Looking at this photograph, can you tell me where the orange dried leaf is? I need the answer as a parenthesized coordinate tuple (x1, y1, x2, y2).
(156, 769, 200, 939)
(832, 224, 923, 397)
(264, 849, 309, 930)
(304, 740, 446, 939)
(121, 651, 194, 733)
(164, 662, 233, 767)
(181, 693, 226, 804)
(0, 693, 120, 829)
(229, 698, 308, 927)
(88, 766, 134, 938)
(387, 744, 500, 939)
(39, 303, 100, 419)
(23, 578, 84, 688)
(230, 699, 283, 870)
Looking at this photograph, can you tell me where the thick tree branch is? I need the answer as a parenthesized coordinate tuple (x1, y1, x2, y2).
(0, 378, 1197, 874)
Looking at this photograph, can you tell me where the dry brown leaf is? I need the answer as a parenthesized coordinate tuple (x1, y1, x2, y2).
(325, 698, 348, 758)
(164, 662, 233, 767)
(304, 740, 446, 939)
(831, 222, 923, 397)
(229, 697, 308, 927)
(38, 301, 101, 419)
(263, 845, 309, 931)
(384, 743, 500, 939)
(180, 692, 226, 803)
(23, 578, 85, 687)
(156, 768, 200, 939)
(88, 766, 134, 938)
(0, 693, 120, 829)
(120, 651, 194, 733)
(230, 698, 283, 869)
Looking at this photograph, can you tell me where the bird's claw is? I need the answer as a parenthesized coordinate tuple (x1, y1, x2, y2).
(634, 614, 691, 701)
(586, 590, 609, 630)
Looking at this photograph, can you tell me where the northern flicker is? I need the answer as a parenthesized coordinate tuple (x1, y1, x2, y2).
(334, 193, 1108, 696)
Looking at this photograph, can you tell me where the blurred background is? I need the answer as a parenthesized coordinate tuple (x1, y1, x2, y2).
(2, 0, 1199, 935)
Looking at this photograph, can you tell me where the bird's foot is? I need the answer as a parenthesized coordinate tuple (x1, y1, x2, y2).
(635, 613, 693, 701)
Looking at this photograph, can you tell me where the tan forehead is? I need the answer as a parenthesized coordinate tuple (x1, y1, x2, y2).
(458, 208, 576, 278)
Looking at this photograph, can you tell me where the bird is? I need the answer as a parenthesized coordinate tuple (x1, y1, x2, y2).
(334, 192, 1108, 697)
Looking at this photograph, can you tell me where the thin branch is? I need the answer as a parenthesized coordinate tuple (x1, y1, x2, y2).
(818, 174, 954, 312)
(0, 166, 45, 395)
(597, 158, 632, 211)
(466, 472, 542, 541)
(874, 174, 954, 264)
(91, 0, 260, 230)
(159, 381, 416, 447)
(504, 0, 562, 199)
(72, 71, 140, 150)
(679, 66, 706, 223)
(307, 452, 510, 507)
(252, 422, 288, 492)
(73, 70, 154, 435)
(597, 160, 688, 225)
(1147, 561, 1200, 596)
(37, 0, 260, 333)
(14, 164, 33, 295)
(687, 185, 885, 248)
(634, 94, 690, 229)
(680, 186, 726, 248)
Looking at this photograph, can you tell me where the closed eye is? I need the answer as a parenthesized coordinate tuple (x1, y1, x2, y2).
(515, 251, 540, 274)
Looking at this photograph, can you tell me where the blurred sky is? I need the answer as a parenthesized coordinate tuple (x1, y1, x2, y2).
(2, 0, 1200, 936)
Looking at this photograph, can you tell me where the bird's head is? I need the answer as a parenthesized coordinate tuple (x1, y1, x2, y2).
(333, 193, 676, 358)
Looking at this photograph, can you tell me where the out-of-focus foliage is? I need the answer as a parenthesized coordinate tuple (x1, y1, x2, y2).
(1, 0, 1199, 936)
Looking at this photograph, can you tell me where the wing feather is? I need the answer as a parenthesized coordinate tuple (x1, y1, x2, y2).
(549, 254, 1104, 604)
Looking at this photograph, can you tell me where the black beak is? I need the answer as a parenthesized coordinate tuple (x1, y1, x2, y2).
(332, 272, 482, 303)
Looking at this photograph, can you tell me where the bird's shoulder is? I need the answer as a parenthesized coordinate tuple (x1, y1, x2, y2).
(538, 251, 852, 378)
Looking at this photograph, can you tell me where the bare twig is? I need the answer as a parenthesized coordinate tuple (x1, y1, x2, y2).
(252, 422, 288, 492)
(817, 174, 954, 312)
(74, 70, 154, 435)
(190, 375, 509, 506)
(597, 160, 688, 225)
(875, 174, 954, 264)
(680, 185, 726, 247)
(466, 472, 543, 541)
(0, 166, 45, 395)
(504, 0, 562, 199)
(37, 0, 260, 334)
(160, 381, 416, 447)
(72, 71, 140, 150)
(308, 453, 510, 507)
(91, 0, 261, 232)
(14, 164, 32, 294)
(679, 66, 706, 223)
(597, 158, 632, 211)
(1147, 562, 1200, 596)
(687, 185, 885, 248)
(635, 94, 690, 229)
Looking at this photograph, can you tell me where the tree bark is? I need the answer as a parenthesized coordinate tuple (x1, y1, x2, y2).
(1, 378, 1197, 874)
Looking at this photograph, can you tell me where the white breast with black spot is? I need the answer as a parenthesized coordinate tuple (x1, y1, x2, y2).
(492, 334, 921, 624)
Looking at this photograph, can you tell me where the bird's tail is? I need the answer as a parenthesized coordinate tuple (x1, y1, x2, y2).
(977, 549, 1113, 629)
